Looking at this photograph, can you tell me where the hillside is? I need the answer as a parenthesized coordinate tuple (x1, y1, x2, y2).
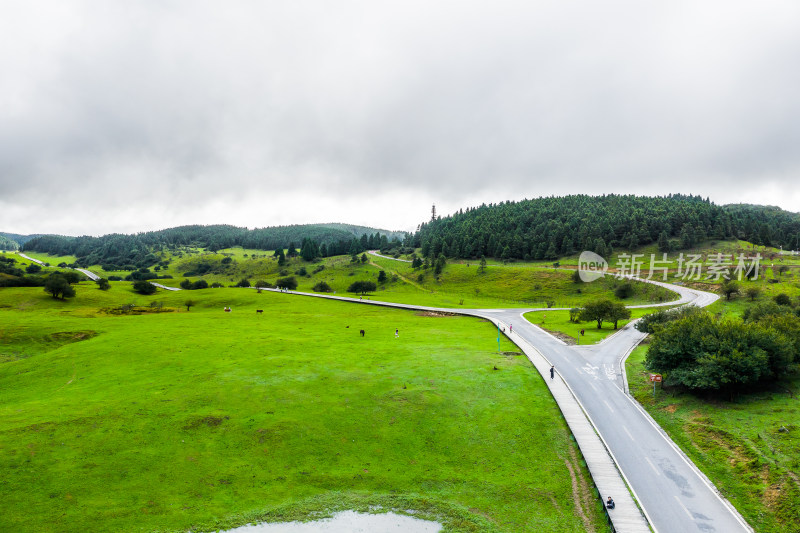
(413, 195, 800, 261)
(0, 234, 20, 251)
(19, 223, 407, 270)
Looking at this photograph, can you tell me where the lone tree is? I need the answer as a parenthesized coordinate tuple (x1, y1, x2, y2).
(63, 271, 83, 284)
(348, 280, 377, 295)
(719, 280, 740, 300)
(579, 299, 614, 329)
(184, 300, 196, 311)
(745, 286, 762, 301)
(478, 256, 487, 274)
(44, 273, 76, 300)
(96, 278, 110, 291)
(607, 302, 632, 329)
(434, 253, 446, 276)
(377, 270, 387, 283)
(276, 276, 298, 290)
(133, 280, 158, 295)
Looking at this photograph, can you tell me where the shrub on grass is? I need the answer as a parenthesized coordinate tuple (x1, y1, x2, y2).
(132, 280, 157, 295)
(614, 283, 634, 299)
(276, 276, 298, 290)
(313, 281, 332, 293)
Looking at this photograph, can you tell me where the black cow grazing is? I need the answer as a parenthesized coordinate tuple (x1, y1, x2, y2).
(256, 310, 263, 314)
(360, 329, 365, 337)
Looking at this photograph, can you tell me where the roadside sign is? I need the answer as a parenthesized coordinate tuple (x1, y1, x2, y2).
(649, 374, 662, 382)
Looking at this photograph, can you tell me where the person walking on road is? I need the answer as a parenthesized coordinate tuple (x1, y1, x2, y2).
(509, 324, 513, 333)
(550, 365, 555, 379)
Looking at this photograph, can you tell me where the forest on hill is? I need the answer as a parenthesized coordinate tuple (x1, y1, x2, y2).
(20, 223, 408, 270)
(414, 195, 800, 261)
(0, 235, 19, 251)
(12, 195, 800, 269)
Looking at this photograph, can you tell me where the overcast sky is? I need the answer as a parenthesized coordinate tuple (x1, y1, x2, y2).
(2, 1, 799, 236)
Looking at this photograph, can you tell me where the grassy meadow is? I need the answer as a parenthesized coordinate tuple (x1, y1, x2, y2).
(69, 246, 678, 310)
(0, 282, 609, 533)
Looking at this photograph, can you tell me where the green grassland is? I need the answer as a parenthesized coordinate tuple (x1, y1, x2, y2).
(522, 307, 675, 345)
(626, 345, 800, 533)
(0, 283, 609, 533)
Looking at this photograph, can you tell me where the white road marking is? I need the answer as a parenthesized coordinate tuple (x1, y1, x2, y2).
(582, 363, 599, 379)
(604, 364, 616, 380)
(645, 456, 660, 476)
(622, 425, 635, 442)
(603, 400, 614, 413)
(674, 495, 693, 519)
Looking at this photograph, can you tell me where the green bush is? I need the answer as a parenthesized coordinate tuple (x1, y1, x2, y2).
(132, 280, 157, 295)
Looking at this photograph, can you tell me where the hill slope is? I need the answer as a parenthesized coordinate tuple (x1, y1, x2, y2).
(413, 195, 800, 260)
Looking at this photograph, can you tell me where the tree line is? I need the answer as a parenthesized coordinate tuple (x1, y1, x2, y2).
(22, 224, 408, 269)
(413, 195, 800, 261)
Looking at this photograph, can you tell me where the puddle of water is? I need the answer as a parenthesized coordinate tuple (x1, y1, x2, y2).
(220, 510, 442, 533)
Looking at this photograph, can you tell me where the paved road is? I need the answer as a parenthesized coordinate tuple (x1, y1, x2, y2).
(15, 252, 101, 281)
(488, 305, 750, 532)
(288, 257, 751, 533)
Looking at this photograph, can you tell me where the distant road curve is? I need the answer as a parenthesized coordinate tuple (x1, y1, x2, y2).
(16, 251, 101, 281)
(368, 250, 411, 262)
(151, 282, 181, 291)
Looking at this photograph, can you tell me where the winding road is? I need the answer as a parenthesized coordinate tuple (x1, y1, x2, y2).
(265, 253, 751, 533)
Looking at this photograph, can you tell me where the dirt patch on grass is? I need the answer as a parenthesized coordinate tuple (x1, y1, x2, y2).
(415, 311, 458, 317)
(49, 331, 97, 343)
(663, 404, 678, 414)
(538, 326, 577, 345)
(183, 415, 229, 430)
(562, 445, 595, 533)
(101, 306, 176, 315)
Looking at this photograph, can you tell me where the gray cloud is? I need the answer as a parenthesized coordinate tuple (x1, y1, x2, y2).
(1, 1, 799, 235)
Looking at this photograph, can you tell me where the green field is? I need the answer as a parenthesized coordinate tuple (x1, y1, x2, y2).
(98, 247, 677, 310)
(0, 283, 609, 532)
(522, 307, 675, 345)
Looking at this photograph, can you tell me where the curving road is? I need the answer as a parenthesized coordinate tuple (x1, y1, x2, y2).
(280, 253, 751, 533)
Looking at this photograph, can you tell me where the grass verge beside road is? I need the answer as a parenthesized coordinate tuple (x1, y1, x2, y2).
(522, 308, 670, 345)
(625, 345, 800, 533)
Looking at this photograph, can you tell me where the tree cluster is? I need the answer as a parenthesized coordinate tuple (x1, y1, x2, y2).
(646, 311, 799, 398)
(347, 280, 377, 295)
(578, 299, 631, 329)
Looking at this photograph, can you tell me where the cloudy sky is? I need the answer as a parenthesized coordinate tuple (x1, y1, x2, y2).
(2, 1, 799, 236)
